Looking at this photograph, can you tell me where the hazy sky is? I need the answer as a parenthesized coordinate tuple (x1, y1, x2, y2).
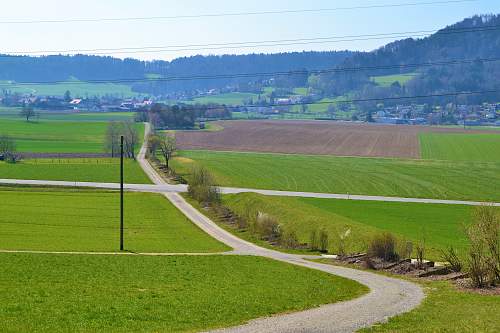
(1, 0, 498, 61)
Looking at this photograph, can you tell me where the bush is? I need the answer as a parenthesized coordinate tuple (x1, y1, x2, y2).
(319, 229, 329, 253)
(440, 246, 463, 273)
(309, 229, 319, 251)
(255, 212, 281, 241)
(368, 232, 399, 262)
(187, 166, 221, 205)
(397, 239, 413, 260)
(337, 228, 351, 256)
(466, 206, 500, 287)
(282, 229, 299, 249)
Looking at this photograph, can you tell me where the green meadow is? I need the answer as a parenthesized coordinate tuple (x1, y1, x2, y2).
(420, 132, 500, 162)
(189, 92, 260, 105)
(0, 78, 139, 97)
(0, 253, 366, 333)
(370, 72, 418, 87)
(222, 193, 483, 259)
(0, 158, 150, 183)
(0, 108, 136, 122)
(0, 118, 144, 153)
(172, 150, 500, 202)
(0, 188, 226, 253)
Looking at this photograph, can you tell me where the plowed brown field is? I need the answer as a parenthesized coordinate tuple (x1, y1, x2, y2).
(175, 120, 490, 158)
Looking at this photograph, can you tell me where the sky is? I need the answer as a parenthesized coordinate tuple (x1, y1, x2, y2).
(1, 0, 498, 62)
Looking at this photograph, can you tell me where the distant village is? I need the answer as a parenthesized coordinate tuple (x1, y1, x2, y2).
(1, 90, 499, 127)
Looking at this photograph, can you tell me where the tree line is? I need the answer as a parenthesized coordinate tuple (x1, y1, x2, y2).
(136, 103, 231, 129)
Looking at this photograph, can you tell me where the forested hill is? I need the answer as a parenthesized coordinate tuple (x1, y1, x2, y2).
(313, 14, 500, 104)
(0, 51, 354, 93)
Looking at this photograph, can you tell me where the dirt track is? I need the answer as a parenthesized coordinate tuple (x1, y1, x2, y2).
(176, 120, 488, 158)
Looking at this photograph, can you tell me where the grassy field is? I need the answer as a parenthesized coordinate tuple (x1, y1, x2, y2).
(0, 77, 139, 97)
(0, 158, 150, 183)
(0, 109, 136, 122)
(190, 92, 260, 105)
(0, 119, 143, 153)
(222, 193, 482, 259)
(370, 73, 418, 87)
(420, 132, 500, 162)
(0, 253, 366, 333)
(172, 151, 500, 202)
(0, 187, 226, 253)
(361, 279, 500, 333)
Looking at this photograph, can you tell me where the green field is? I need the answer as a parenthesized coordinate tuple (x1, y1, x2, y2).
(420, 132, 500, 162)
(222, 193, 482, 259)
(0, 77, 139, 97)
(190, 92, 260, 105)
(360, 279, 500, 333)
(0, 158, 150, 183)
(370, 73, 418, 87)
(0, 188, 226, 253)
(0, 108, 136, 122)
(172, 151, 500, 202)
(0, 253, 366, 333)
(0, 119, 143, 153)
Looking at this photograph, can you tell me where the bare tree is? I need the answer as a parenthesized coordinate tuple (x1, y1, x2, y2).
(19, 105, 36, 122)
(157, 133, 177, 169)
(0, 134, 21, 163)
(123, 121, 139, 159)
(105, 121, 121, 157)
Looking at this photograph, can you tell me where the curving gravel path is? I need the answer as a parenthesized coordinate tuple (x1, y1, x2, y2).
(137, 124, 425, 333)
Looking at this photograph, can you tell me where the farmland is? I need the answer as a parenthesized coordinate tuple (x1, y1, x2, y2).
(189, 92, 260, 105)
(0, 253, 366, 333)
(0, 109, 136, 121)
(222, 193, 480, 259)
(0, 158, 150, 183)
(0, 187, 226, 252)
(420, 132, 500, 162)
(0, 77, 139, 97)
(0, 118, 144, 153)
(172, 150, 500, 202)
(175, 120, 498, 159)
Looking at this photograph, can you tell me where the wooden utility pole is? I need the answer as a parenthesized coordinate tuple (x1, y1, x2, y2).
(120, 135, 124, 251)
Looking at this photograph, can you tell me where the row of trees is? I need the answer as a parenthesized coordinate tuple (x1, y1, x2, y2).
(136, 103, 231, 130)
(105, 121, 139, 159)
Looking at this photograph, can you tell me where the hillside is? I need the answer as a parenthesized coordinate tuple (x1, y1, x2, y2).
(314, 14, 500, 105)
(0, 51, 353, 95)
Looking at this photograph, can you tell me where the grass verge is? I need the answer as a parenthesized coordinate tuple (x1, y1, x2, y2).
(220, 193, 492, 260)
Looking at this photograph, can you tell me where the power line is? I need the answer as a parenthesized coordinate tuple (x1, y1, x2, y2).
(0, 57, 498, 87)
(0, 0, 477, 24)
(3, 24, 499, 57)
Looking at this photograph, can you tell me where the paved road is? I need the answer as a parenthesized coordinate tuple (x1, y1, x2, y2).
(135, 130, 425, 333)
(1, 177, 498, 207)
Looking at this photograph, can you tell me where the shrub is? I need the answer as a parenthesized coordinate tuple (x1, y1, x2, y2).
(368, 232, 399, 262)
(255, 212, 281, 241)
(187, 166, 221, 205)
(337, 228, 351, 256)
(319, 229, 329, 253)
(440, 246, 463, 273)
(282, 229, 299, 249)
(466, 206, 500, 287)
(309, 229, 319, 251)
(397, 239, 413, 260)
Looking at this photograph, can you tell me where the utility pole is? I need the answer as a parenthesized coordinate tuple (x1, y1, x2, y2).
(120, 135, 124, 251)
